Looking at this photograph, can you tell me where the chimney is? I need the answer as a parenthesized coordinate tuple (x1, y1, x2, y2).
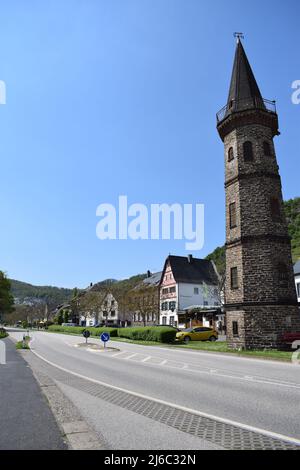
(147, 270, 151, 278)
(188, 255, 193, 264)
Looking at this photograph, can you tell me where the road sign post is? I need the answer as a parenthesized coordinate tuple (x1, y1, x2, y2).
(82, 330, 91, 344)
(100, 332, 110, 349)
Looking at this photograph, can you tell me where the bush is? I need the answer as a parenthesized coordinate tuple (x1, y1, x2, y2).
(117, 327, 177, 344)
(0, 327, 8, 339)
(48, 325, 118, 337)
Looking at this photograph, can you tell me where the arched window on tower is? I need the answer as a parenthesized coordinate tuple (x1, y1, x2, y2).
(263, 141, 272, 157)
(243, 141, 254, 162)
(228, 147, 234, 162)
(277, 262, 289, 288)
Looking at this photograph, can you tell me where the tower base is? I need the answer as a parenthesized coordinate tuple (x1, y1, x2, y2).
(226, 305, 300, 350)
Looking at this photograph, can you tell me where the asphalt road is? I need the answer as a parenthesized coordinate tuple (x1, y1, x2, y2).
(8, 329, 300, 450)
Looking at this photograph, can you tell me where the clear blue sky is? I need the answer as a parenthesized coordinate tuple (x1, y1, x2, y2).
(1, 0, 299, 288)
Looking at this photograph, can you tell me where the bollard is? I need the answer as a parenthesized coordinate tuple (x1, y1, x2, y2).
(0, 340, 6, 365)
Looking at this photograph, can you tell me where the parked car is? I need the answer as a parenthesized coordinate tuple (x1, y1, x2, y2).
(176, 327, 218, 344)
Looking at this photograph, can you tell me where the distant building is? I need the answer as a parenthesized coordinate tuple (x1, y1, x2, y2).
(80, 291, 120, 327)
(294, 261, 300, 302)
(159, 255, 221, 329)
(129, 271, 161, 327)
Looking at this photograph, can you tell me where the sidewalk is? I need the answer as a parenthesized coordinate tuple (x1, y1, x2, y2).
(0, 338, 67, 450)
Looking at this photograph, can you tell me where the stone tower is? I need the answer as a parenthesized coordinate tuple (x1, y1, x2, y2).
(217, 38, 300, 349)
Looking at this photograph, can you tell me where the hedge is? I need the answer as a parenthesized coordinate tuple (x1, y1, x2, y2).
(48, 325, 118, 337)
(117, 327, 177, 344)
(48, 325, 176, 343)
(0, 328, 8, 339)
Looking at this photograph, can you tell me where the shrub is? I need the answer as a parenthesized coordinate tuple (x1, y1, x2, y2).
(117, 327, 176, 344)
(48, 325, 118, 337)
(0, 327, 8, 339)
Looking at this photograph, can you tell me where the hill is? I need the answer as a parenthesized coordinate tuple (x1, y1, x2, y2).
(10, 279, 73, 307)
(207, 197, 300, 276)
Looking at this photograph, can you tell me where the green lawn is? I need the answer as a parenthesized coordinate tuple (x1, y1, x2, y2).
(15, 336, 31, 350)
(110, 337, 294, 362)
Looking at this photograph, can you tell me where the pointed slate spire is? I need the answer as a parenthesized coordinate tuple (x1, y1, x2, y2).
(227, 37, 265, 113)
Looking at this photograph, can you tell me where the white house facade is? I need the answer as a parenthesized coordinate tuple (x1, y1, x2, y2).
(294, 261, 300, 303)
(80, 292, 119, 327)
(160, 255, 221, 329)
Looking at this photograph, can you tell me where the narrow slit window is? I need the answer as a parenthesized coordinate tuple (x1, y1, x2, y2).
(270, 197, 281, 221)
(243, 141, 254, 162)
(232, 321, 239, 336)
(263, 141, 272, 156)
(228, 147, 234, 162)
(229, 202, 237, 228)
(230, 267, 239, 289)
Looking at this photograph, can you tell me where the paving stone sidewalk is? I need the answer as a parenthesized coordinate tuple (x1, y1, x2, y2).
(0, 338, 67, 450)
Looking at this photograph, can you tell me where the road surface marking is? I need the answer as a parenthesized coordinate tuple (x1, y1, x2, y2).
(141, 356, 152, 363)
(111, 351, 128, 357)
(125, 354, 138, 361)
(29, 347, 300, 448)
(30, 333, 300, 389)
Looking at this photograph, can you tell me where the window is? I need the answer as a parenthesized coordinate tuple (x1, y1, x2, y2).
(169, 317, 175, 326)
(111, 300, 115, 306)
(263, 141, 272, 156)
(231, 267, 239, 289)
(162, 288, 169, 295)
(103, 311, 108, 317)
(232, 321, 239, 336)
(297, 283, 300, 298)
(243, 141, 254, 161)
(228, 147, 234, 162)
(270, 198, 281, 221)
(162, 317, 167, 325)
(161, 302, 168, 311)
(278, 262, 289, 288)
(169, 286, 176, 294)
(169, 301, 176, 312)
(203, 301, 208, 306)
(229, 202, 237, 228)
(110, 311, 115, 317)
(194, 287, 199, 295)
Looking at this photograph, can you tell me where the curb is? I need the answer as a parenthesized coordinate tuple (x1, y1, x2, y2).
(19, 349, 108, 450)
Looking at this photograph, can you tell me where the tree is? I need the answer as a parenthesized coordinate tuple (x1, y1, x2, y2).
(0, 271, 14, 322)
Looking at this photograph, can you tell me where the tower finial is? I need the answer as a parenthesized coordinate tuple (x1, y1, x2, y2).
(234, 32, 244, 43)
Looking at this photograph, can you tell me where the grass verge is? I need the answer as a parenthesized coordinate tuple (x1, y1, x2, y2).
(16, 336, 31, 350)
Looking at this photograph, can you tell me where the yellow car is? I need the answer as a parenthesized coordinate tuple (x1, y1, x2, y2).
(176, 327, 218, 344)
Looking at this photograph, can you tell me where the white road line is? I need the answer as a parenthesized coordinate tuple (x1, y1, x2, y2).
(110, 351, 129, 357)
(124, 354, 138, 361)
(141, 356, 152, 363)
(160, 360, 168, 366)
(29, 347, 300, 448)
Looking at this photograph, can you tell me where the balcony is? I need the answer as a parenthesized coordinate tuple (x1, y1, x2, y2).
(217, 97, 277, 123)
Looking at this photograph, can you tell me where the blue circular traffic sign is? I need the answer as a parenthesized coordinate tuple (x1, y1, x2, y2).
(100, 332, 110, 343)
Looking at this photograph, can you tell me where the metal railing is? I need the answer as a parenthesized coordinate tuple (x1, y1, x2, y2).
(217, 97, 277, 123)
